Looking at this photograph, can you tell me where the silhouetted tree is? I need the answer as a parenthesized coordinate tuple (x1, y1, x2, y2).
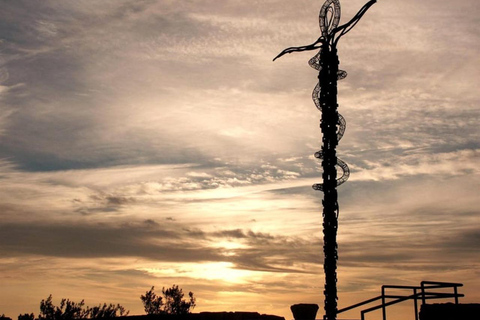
(140, 287, 163, 315)
(141, 285, 196, 315)
(18, 314, 34, 320)
(162, 285, 196, 315)
(88, 304, 129, 318)
(39, 295, 88, 320)
(38, 295, 128, 320)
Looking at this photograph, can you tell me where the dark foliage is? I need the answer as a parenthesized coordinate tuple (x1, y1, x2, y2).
(141, 285, 196, 315)
(140, 287, 164, 315)
(18, 314, 34, 320)
(39, 295, 88, 320)
(38, 295, 129, 320)
(162, 285, 196, 315)
(88, 304, 129, 319)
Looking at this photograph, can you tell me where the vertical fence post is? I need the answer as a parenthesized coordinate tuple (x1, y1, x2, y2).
(413, 288, 419, 320)
(381, 286, 386, 320)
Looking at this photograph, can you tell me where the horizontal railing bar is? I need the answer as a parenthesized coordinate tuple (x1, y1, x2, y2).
(380, 293, 464, 299)
(421, 281, 463, 287)
(337, 296, 383, 314)
(421, 281, 463, 285)
(361, 295, 414, 314)
(383, 295, 420, 299)
(382, 285, 420, 289)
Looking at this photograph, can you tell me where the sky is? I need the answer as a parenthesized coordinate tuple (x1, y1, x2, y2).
(0, 0, 479, 319)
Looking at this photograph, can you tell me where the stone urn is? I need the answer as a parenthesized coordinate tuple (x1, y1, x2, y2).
(290, 304, 319, 320)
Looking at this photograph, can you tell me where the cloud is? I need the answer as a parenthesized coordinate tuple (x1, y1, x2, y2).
(0, 221, 208, 260)
(0, 217, 318, 274)
(1, 0, 476, 173)
(0, 0, 479, 319)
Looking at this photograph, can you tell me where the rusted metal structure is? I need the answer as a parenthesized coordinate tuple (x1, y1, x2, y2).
(274, 1, 378, 319)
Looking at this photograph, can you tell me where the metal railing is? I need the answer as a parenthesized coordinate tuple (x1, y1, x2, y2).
(337, 280, 463, 320)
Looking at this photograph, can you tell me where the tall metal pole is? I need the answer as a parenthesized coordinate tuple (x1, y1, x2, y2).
(274, 1, 378, 320)
(319, 44, 340, 320)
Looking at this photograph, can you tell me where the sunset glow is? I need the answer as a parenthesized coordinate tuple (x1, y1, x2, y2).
(0, 1, 479, 320)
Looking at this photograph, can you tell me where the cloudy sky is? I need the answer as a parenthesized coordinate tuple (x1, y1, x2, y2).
(0, 0, 479, 319)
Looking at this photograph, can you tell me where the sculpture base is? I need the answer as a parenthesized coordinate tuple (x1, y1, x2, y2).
(290, 304, 319, 320)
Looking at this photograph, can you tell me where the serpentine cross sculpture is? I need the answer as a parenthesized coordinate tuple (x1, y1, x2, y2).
(274, 1, 378, 319)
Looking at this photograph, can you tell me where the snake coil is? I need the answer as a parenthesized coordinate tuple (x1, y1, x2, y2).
(310, 0, 350, 192)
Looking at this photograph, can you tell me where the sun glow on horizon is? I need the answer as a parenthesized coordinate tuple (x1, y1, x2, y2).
(140, 262, 262, 284)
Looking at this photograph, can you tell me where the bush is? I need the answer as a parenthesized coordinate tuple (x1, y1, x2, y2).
(88, 304, 129, 318)
(38, 295, 129, 320)
(140, 287, 164, 315)
(39, 295, 88, 320)
(18, 314, 35, 320)
(141, 285, 196, 315)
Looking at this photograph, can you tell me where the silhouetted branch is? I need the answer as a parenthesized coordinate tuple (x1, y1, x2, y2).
(273, 37, 324, 61)
(331, 0, 377, 45)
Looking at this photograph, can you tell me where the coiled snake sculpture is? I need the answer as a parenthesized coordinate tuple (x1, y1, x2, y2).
(310, 0, 349, 191)
(274, 2, 378, 319)
(274, 0, 377, 191)
(309, 53, 349, 191)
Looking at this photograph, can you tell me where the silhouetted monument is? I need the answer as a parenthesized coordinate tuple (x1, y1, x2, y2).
(274, 1, 378, 319)
(290, 304, 319, 320)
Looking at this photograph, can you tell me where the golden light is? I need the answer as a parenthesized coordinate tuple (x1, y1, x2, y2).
(139, 262, 262, 284)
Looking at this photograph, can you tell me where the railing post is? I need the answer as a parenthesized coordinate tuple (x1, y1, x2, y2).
(454, 286, 459, 304)
(381, 286, 386, 320)
(413, 288, 419, 320)
(421, 282, 426, 306)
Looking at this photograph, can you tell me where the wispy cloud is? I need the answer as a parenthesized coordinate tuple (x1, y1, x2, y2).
(0, 0, 479, 319)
